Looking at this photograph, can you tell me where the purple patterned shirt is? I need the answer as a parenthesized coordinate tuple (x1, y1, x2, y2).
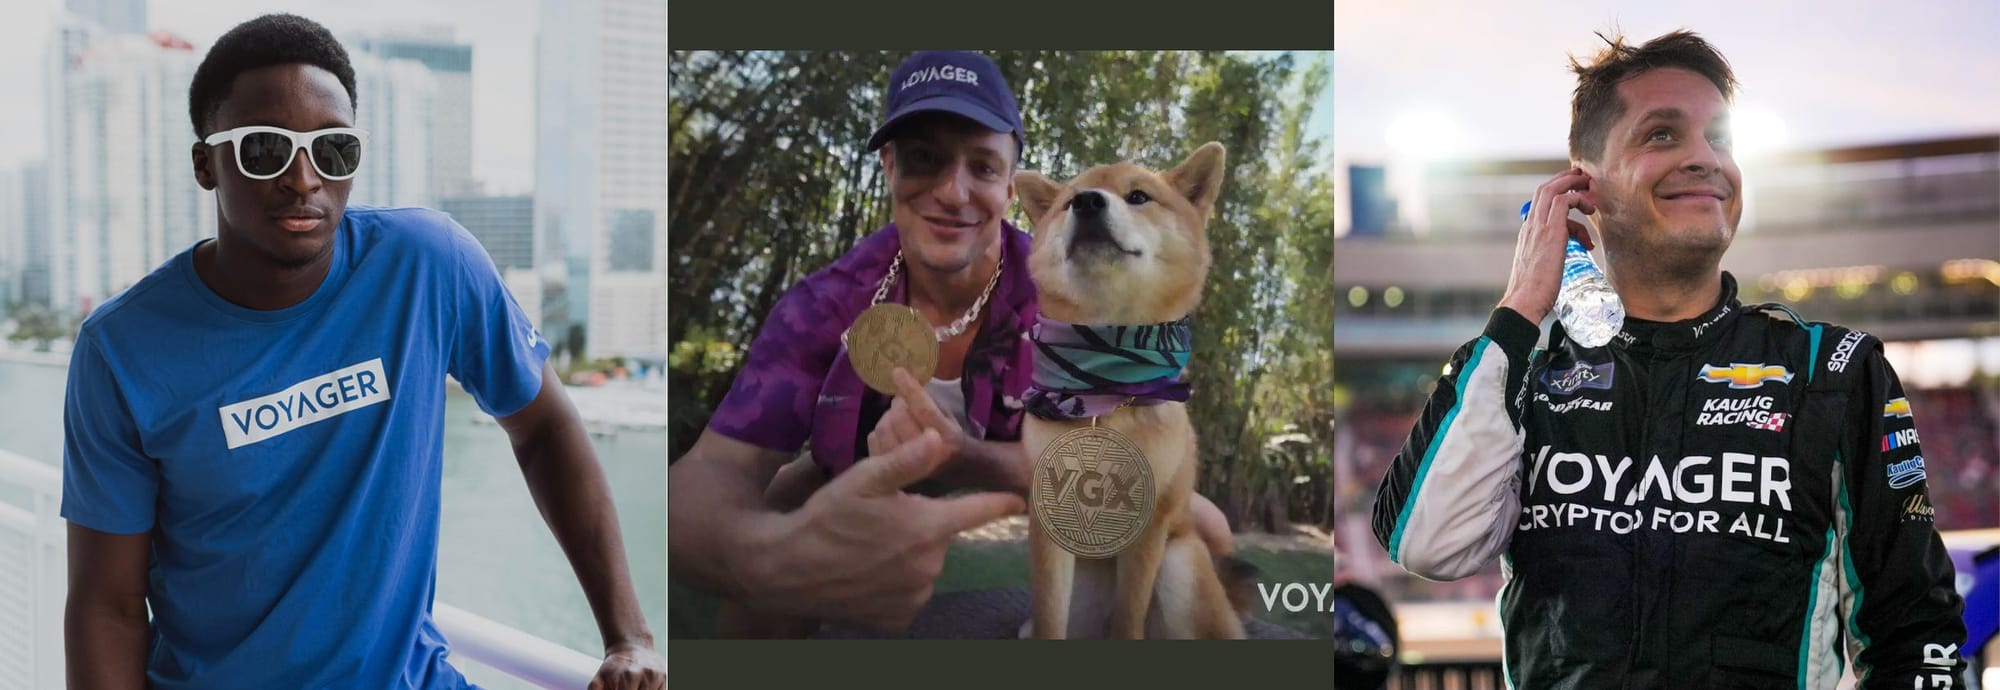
(707, 223, 1037, 477)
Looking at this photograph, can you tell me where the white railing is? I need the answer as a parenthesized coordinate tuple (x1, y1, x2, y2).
(0, 449, 598, 690)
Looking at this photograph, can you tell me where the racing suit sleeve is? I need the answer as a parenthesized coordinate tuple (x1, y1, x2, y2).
(1371, 308, 1539, 581)
(1837, 341, 1968, 689)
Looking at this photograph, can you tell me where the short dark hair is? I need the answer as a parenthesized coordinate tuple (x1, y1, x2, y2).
(1568, 30, 1737, 162)
(188, 14, 358, 138)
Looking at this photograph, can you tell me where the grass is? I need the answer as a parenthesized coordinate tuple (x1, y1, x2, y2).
(670, 539, 1333, 639)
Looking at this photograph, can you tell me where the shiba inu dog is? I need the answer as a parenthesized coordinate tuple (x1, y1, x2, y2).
(1013, 142, 1249, 639)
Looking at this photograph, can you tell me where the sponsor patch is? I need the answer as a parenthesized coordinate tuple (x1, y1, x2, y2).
(1902, 494, 1935, 522)
(1695, 396, 1789, 431)
(1826, 330, 1867, 374)
(1536, 392, 1612, 413)
(1884, 397, 1913, 419)
(218, 359, 392, 450)
(1518, 446, 1797, 546)
(1698, 363, 1795, 390)
(1883, 428, 1921, 452)
(1542, 360, 1615, 395)
(1886, 456, 1927, 489)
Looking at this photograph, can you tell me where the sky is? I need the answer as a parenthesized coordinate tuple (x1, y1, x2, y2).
(0, 0, 541, 193)
(1334, 0, 2000, 163)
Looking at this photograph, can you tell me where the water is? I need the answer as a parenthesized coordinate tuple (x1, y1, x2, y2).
(1555, 238, 1625, 348)
(0, 359, 665, 688)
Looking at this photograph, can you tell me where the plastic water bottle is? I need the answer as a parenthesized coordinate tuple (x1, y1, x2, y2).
(1521, 201, 1624, 348)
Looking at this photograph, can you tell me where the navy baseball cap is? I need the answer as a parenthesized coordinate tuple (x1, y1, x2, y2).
(865, 51, 1024, 155)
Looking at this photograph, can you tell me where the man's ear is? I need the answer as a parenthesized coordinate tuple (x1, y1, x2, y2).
(879, 145, 895, 180)
(1014, 171, 1062, 232)
(1166, 141, 1226, 210)
(192, 141, 218, 191)
(1571, 157, 1600, 212)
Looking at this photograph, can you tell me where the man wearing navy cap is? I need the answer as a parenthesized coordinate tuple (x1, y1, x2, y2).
(670, 51, 1039, 638)
(670, 51, 1240, 638)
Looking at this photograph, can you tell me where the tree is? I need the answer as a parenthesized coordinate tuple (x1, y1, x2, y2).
(667, 51, 1337, 528)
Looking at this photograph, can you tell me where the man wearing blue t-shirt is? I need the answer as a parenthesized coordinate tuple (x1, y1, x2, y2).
(58, 15, 664, 690)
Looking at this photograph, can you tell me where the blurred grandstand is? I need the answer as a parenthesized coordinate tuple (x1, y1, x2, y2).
(1332, 135, 2000, 681)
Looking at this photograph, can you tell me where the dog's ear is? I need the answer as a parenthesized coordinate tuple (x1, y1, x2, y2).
(1166, 142, 1227, 210)
(1014, 171, 1063, 231)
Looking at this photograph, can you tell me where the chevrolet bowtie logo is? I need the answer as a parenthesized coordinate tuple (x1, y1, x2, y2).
(1884, 397, 1913, 419)
(1698, 363, 1796, 389)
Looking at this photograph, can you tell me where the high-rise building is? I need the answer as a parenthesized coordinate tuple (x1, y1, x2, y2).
(355, 28, 475, 200)
(43, 20, 435, 317)
(45, 29, 209, 316)
(440, 194, 535, 271)
(348, 54, 437, 209)
(19, 163, 50, 308)
(536, 0, 666, 362)
(0, 166, 22, 308)
(65, 0, 145, 35)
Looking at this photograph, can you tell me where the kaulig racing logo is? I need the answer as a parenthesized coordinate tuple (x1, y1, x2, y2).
(1886, 456, 1927, 490)
(1519, 445, 1796, 545)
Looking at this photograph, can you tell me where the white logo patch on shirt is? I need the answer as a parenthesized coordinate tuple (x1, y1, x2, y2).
(219, 359, 392, 449)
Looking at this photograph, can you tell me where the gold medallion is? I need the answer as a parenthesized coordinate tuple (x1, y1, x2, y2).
(1031, 425, 1155, 559)
(846, 303, 939, 395)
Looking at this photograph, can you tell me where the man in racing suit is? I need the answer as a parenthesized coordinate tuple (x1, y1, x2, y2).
(1370, 30, 1967, 689)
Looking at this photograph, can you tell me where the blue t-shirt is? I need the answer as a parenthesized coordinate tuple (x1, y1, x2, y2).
(60, 206, 551, 689)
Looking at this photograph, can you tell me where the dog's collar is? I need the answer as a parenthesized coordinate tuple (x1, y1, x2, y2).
(1023, 316, 1193, 421)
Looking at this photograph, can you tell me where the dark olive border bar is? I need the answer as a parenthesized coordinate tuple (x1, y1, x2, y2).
(667, 0, 1336, 50)
(669, 640, 1335, 687)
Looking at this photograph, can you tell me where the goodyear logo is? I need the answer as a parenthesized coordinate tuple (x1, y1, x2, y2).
(1884, 397, 1913, 419)
(1698, 363, 1795, 390)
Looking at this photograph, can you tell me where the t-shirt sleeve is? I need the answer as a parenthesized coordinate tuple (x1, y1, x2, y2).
(60, 332, 159, 534)
(445, 219, 552, 418)
(706, 281, 840, 453)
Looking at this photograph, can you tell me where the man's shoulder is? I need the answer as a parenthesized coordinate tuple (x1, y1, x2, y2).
(781, 226, 899, 311)
(342, 205, 466, 260)
(78, 245, 201, 339)
(1736, 302, 1882, 380)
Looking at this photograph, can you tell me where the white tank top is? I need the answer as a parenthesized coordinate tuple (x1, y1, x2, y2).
(925, 376, 974, 435)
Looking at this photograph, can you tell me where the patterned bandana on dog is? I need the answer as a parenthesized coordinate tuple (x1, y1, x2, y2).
(1024, 316, 1194, 420)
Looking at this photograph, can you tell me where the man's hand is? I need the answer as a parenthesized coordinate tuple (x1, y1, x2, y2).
(736, 430, 1026, 631)
(589, 639, 665, 690)
(868, 367, 967, 459)
(1499, 167, 1599, 324)
(869, 367, 1031, 495)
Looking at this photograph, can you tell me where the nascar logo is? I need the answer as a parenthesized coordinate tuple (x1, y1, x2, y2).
(1698, 363, 1795, 390)
(1884, 397, 1913, 418)
(1884, 428, 1920, 451)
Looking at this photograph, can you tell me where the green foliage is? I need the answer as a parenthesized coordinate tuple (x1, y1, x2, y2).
(669, 51, 1334, 528)
(5, 302, 67, 351)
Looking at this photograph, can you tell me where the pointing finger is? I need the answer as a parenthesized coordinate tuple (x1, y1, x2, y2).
(922, 490, 1028, 539)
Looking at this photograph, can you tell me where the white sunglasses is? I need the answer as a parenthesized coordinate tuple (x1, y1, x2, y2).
(202, 126, 369, 181)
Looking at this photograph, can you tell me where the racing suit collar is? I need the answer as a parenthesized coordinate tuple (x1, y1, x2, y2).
(1608, 272, 1742, 357)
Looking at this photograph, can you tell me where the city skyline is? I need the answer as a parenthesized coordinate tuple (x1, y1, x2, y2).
(2, 0, 670, 365)
(0, 0, 541, 194)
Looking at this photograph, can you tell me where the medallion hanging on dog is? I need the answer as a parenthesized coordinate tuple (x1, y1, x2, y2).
(1032, 419, 1156, 559)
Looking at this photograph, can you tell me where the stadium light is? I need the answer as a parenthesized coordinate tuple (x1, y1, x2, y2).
(1730, 105, 1790, 160)
(1385, 110, 1465, 161)
(1891, 272, 1919, 296)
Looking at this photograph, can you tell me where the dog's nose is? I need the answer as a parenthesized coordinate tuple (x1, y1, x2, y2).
(1070, 190, 1107, 218)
